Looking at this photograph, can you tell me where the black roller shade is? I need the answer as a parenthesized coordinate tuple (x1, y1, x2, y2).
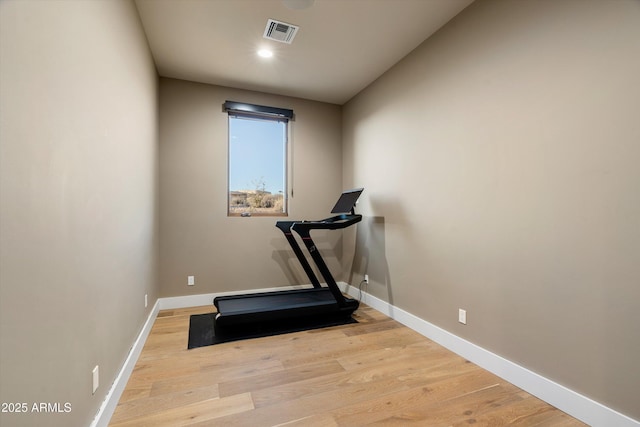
(223, 101, 293, 120)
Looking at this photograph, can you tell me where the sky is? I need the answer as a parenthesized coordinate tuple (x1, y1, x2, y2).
(228, 115, 286, 194)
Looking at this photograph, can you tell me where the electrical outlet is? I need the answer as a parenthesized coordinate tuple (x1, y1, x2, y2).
(458, 309, 467, 325)
(364, 274, 369, 283)
(188, 276, 195, 286)
(145, 294, 148, 308)
(92, 365, 99, 394)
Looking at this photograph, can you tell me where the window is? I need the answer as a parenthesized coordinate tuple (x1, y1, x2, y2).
(225, 101, 292, 216)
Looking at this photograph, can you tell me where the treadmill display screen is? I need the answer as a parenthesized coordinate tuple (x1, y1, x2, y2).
(330, 188, 364, 214)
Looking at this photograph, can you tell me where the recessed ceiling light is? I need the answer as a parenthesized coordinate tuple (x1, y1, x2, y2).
(257, 49, 273, 58)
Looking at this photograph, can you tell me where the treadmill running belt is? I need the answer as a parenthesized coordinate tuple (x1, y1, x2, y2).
(217, 289, 336, 313)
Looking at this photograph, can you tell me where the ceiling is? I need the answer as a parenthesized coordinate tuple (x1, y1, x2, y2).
(134, 0, 474, 105)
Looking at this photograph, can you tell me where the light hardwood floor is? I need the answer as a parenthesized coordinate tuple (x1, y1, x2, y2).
(109, 304, 585, 426)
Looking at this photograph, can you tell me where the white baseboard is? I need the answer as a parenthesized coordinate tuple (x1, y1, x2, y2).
(90, 299, 160, 427)
(95, 284, 639, 427)
(339, 282, 639, 427)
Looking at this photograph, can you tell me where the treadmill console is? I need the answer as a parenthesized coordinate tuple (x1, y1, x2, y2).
(285, 188, 364, 234)
(330, 188, 364, 215)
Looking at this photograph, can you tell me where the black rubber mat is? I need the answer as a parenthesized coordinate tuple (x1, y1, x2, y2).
(188, 312, 357, 348)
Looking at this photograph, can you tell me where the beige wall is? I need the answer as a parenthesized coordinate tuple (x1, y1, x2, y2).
(0, 1, 158, 426)
(343, 0, 640, 420)
(158, 78, 343, 297)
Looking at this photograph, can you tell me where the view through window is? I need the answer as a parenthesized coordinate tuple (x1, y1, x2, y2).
(228, 113, 287, 216)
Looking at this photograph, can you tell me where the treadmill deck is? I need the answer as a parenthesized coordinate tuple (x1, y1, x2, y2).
(214, 287, 357, 327)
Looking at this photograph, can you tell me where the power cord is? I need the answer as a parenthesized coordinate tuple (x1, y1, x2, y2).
(358, 277, 368, 303)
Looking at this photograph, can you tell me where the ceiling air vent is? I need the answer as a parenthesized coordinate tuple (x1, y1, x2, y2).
(263, 19, 299, 44)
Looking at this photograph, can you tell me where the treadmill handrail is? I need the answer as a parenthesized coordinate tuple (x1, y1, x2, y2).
(290, 214, 362, 232)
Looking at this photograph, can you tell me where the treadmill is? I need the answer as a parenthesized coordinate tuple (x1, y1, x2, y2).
(213, 188, 364, 337)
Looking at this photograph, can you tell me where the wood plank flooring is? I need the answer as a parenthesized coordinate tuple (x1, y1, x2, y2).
(109, 305, 585, 426)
